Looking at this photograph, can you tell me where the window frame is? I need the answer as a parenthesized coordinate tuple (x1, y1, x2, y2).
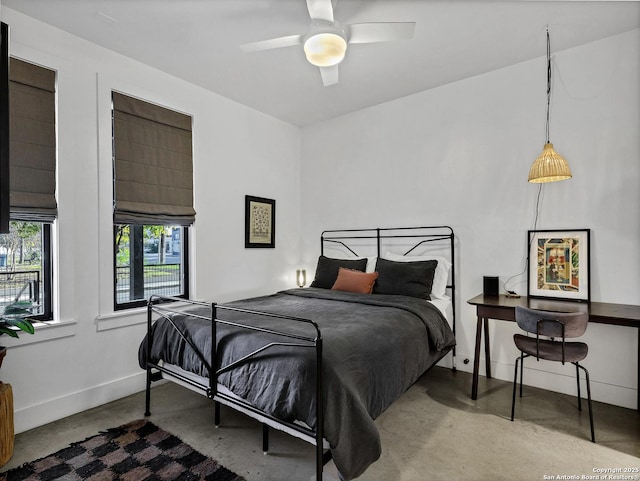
(113, 224, 189, 310)
(41, 222, 53, 320)
(0, 221, 53, 321)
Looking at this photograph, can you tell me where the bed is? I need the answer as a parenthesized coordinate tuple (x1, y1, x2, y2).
(139, 226, 456, 480)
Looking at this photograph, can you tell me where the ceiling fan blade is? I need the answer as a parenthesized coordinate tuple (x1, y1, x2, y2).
(319, 65, 339, 86)
(240, 34, 303, 52)
(306, 0, 334, 22)
(348, 22, 416, 44)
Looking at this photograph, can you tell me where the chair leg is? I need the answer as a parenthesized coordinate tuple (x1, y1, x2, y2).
(575, 363, 582, 411)
(511, 355, 520, 421)
(577, 363, 596, 443)
(517, 352, 523, 398)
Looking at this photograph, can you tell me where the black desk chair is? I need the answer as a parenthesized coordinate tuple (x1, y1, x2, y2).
(511, 305, 595, 443)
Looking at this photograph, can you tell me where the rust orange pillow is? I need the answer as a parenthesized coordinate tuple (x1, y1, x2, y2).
(331, 268, 379, 294)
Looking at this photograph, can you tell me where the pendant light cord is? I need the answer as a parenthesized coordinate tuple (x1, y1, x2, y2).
(502, 183, 543, 294)
(545, 27, 551, 144)
(506, 28, 555, 293)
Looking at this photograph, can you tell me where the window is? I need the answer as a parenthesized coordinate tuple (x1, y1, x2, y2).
(114, 224, 189, 309)
(4, 58, 57, 321)
(111, 92, 194, 310)
(0, 221, 52, 320)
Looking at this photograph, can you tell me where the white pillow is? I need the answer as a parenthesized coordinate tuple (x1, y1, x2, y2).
(383, 251, 452, 300)
(365, 257, 377, 273)
(322, 255, 377, 272)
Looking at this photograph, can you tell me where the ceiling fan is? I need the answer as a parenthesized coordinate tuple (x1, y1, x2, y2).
(240, 0, 416, 86)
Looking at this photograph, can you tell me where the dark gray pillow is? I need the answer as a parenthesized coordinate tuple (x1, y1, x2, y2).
(310, 256, 368, 289)
(373, 257, 437, 299)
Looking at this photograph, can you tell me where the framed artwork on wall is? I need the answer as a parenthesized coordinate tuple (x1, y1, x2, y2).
(245, 195, 275, 248)
(527, 229, 590, 302)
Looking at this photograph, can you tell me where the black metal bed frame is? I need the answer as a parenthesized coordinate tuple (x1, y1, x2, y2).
(143, 225, 455, 481)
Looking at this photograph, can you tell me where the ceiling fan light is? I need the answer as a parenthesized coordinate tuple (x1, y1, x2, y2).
(528, 142, 572, 183)
(304, 32, 347, 67)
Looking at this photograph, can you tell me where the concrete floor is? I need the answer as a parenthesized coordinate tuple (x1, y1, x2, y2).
(2, 367, 639, 480)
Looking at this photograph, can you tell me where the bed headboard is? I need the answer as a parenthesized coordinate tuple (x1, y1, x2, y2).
(319, 226, 456, 354)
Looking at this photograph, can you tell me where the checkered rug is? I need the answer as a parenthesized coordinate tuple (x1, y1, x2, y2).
(0, 419, 246, 481)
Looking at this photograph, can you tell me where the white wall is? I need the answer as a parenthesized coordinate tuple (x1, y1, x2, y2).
(0, 8, 301, 433)
(300, 29, 640, 409)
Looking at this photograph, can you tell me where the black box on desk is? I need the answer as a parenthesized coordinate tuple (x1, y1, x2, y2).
(483, 276, 499, 296)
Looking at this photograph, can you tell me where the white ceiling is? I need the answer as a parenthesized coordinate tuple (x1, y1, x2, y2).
(3, 0, 640, 126)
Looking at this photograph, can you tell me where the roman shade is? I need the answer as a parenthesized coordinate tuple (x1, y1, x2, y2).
(9, 58, 57, 222)
(112, 92, 195, 225)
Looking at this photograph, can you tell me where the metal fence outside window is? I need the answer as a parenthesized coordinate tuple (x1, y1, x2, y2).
(115, 264, 181, 304)
(0, 270, 41, 312)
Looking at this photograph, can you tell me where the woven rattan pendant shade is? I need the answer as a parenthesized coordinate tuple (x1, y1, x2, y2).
(528, 142, 572, 183)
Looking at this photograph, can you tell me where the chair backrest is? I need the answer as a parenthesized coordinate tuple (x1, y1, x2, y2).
(515, 306, 589, 339)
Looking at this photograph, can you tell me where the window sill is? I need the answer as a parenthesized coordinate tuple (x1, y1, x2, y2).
(0, 319, 78, 348)
(96, 307, 147, 331)
(95, 298, 206, 332)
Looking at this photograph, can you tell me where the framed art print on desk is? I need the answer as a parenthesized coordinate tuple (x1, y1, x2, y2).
(528, 229, 590, 302)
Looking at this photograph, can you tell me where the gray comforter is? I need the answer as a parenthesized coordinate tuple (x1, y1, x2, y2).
(139, 288, 455, 480)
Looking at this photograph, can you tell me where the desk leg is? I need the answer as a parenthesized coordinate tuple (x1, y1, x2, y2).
(484, 317, 492, 379)
(472, 315, 483, 400)
(637, 328, 639, 412)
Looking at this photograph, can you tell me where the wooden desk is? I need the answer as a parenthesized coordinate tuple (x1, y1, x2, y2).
(467, 294, 640, 411)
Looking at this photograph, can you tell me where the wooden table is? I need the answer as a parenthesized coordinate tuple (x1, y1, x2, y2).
(467, 294, 640, 411)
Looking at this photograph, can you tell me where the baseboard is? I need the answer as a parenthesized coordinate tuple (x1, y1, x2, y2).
(13, 371, 147, 434)
(456, 354, 637, 410)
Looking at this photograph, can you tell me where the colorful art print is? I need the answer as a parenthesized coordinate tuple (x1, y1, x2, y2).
(245, 195, 275, 248)
(527, 229, 590, 302)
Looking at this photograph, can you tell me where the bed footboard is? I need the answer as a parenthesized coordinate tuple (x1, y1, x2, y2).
(143, 294, 329, 481)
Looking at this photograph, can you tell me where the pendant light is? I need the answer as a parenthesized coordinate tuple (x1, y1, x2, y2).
(528, 28, 572, 183)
